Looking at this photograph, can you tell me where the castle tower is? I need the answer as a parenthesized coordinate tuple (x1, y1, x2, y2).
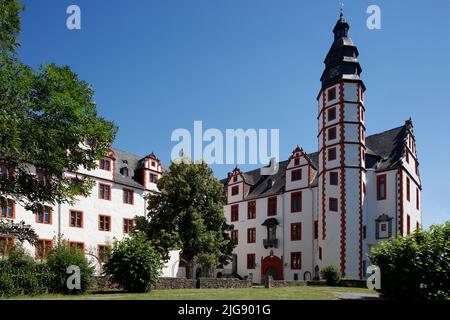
(317, 13, 366, 279)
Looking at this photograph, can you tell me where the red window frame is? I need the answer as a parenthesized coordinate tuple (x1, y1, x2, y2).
(329, 171, 338, 186)
(247, 253, 256, 269)
(407, 214, 411, 235)
(0, 236, 15, 256)
(35, 239, 53, 260)
(327, 87, 336, 101)
(314, 221, 318, 239)
(233, 176, 238, 182)
(231, 204, 239, 222)
(291, 191, 302, 213)
(294, 157, 300, 166)
(290, 223, 302, 241)
(327, 107, 336, 121)
(99, 215, 111, 232)
(123, 188, 134, 205)
(267, 197, 277, 216)
(406, 177, 410, 201)
(99, 158, 111, 171)
(69, 210, 83, 228)
(328, 147, 337, 161)
(376, 174, 387, 200)
(247, 201, 256, 219)
(98, 245, 111, 263)
(247, 228, 256, 243)
(291, 252, 302, 270)
(329, 198, 338, 212)
(416, 188, 420, 210)
(405, 150, 409, 163)
(231, 230, 238, 245)
(123, 218, 135, 234)
(291, 169, 302, 181)
(328, 127, 337, 141)
(99, 183, 111, 200)
(36, 169, 51, 186)
(69, 241, 85, 254)
(231, 185, 239, 196)
(0, 197, 15, 219)
(36, 205, 52, 224)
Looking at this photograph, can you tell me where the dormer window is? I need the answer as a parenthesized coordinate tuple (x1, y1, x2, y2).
(291, 169, 302, 182)
(231, 186, 239, 196)
(294, 158, 300, 166)
(233, 176, 237, 182)
(150, 173, 158, 183)
(99, 159, 111, 171)
(120, 167, 129, 177)
(151, 161, 156, 167)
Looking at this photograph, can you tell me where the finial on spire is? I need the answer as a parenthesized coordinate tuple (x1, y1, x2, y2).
(339, 0, 345, 20)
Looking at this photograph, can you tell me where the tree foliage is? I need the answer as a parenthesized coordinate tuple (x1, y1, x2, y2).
(369, 222, 450, 300)
(0, 0, 117, 213)
(103, 233, 163, 293)
(136, 160, 234, 278)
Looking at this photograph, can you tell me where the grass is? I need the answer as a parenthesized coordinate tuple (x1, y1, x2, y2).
(5, 286, 378, 300)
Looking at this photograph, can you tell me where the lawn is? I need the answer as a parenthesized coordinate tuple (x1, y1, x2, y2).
(6, 286, 379, 300)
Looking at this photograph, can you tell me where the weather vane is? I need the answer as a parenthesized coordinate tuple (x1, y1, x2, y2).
(339, 0, 344, 18)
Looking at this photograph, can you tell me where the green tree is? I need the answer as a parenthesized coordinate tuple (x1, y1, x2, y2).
(369, 221, 450, 300)
(136, 159, 234, 278)
(0, 0, 117, 217)
(103, 233, 163, 293)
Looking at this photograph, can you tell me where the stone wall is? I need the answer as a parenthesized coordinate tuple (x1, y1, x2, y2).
(338, 279, 367, 288)
(90, 276, 122, 291)
(272, 280, 307, 287)
(154, 277, 197, 290)
(198, 277, 252, 289)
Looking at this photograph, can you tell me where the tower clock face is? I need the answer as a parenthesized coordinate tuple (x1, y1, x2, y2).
(329, 67, 339, 78)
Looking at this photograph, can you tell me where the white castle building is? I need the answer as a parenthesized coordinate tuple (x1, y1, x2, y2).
(222, 14, 421, 282)
(1, 14, 421, 282)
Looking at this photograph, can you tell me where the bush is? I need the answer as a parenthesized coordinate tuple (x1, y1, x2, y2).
(369, 222, 450, 300)
(0, 244, 50, 297)
(45, 241, 94, 294)
(320, 264, 341, 286)
(103, 233, 163, 292)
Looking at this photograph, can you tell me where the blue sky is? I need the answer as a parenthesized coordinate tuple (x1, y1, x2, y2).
(18, 0, 450, 227)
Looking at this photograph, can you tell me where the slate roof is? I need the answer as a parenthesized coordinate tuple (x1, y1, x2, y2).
(111, 148, 146, 189)
(223, 123, 410, 199)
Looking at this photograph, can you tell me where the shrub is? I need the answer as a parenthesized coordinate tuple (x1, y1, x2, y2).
(45, 241, 94, 294)
(369, 222, 450, 300)
(320, 264, 341, 286)
(103, 233, 163, 292)
(0, 244, 50, 297)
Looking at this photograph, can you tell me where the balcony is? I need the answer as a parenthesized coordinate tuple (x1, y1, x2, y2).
(263, 238, 278, 249)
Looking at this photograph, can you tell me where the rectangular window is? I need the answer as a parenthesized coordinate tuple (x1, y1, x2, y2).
(99, 215, 111, 232)
(247, 228, 256, 243)
(98, 245, 111, 263)
(36, 169, 50, 186)
(99, 183, 111, 200)
(36, 205, 52, 224)
(416, 221, 420, 230)
(123, 188, 134, 205)
(327, 107, 336, 121)
(415, 161, 419, 175)
(376, 174, 387, 200)
(69, 242, 85, 254)
(69, 210, 83, 228)
(231, 230, 238, 245)
(35, 239, 52, 260)
(405, 150, 409, 163)
(381, 223, 387, 232)
(294, 158, 300, 166)
(406, 177, 410, 201)
(314, 221, 318, 239)
(149, 173, 158, 183)
(328, 147, 337, 161)
(407, 214, 411, 235)
(267, 197, 277, 216)
(291, 252, 302, 270)
(328, 127, 337, 141)
(291, 169, 302, 181)
(416, 188, 420, 210)
(231, 204, 239, 222)
(329, 172, 338, 186)
(291, 192, 302, 213)
(0, 237, 15, 256)
(363, 225, 367, 239)
(99, 158, 111, 171)
(123, 218, 135, 234)
(233, 176, 237, 182)
(327, 87, 336, 101)
(231, 185, 239, 196)
(319, 247, 322, 260)
(247, 201, 256, 219)
(329, 198, 338, 212)
(291, 223, 302, 241)
(247, 253, 256, 269)
(0, 197, 15, 219)
(0, 162, 13, 179)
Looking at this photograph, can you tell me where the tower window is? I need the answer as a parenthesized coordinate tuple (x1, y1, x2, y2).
(231, 204, 239, 222)
(376, 175, 387, 200)
(247, 201, 256, 219)
(329, 172, 338, 186)
(231, 230, 238, 245)
(247, 228, 256, 243)
(231, 186, 239, 196)
(416, 188, 420, 210)
(328, 147, 337, 161)
(329, 198, 338, 212)
(314, 221, 319, 239)
(328, 127, 337, 141)
(327, 107, 336, 121)
(291, 252, 302, 270)
(294, 158, 300, 166)
(267, 197, 277, 216)
(327, 88, 336, 101)
(247, 253, 256, 269)
(291, 192, 302, 213)
(291, 223, 302, 241)
(406, 177, 410, 201)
